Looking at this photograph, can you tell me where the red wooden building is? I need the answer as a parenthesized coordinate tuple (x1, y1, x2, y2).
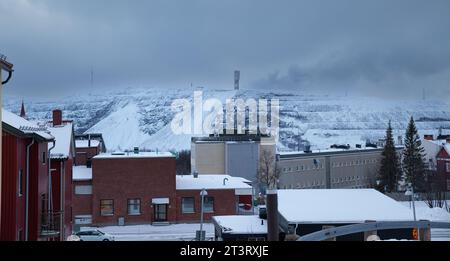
(436, 143, 450, 191)
(1, 109, 54, 241)
(46, 109, 75, 240)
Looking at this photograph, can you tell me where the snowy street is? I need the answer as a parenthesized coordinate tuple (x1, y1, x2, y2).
(81, 223, 215, 241)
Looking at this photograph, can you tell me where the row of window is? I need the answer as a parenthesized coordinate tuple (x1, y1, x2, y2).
(282, 183, 372, 189)
(100, 199, 141, 216)
(282, 159, 379, 173)
(446, 163, 450, 172)
(331, 159, 377, 167)
(282, 176, 369, 189)
(99, 197, 215, 216)
(282, 164, 324, 173)
(331, 176, 368, 183)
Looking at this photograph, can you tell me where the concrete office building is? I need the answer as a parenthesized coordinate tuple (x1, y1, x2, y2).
(191, 134, 276, 183)
(277, 146, 403, 189)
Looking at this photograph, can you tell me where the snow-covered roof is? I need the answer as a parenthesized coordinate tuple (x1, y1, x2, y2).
(73, 166, 92, 181)
(176, 175, 252, 190)
(2, 109, 54, 141)
(75, 140, 100, 148)
(444, 144, 450, 156)
(278, 189, 413, 224)
(278, 147, 388, 158)
(213, 215, 267, 234)
(94, 151, 174, 159)
(48, 123, 74, 159)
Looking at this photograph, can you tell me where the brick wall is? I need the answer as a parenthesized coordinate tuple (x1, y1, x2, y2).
(176, 189, 237, 222)
(92, 156, 177, 226)
(72, 180, 93, 217)
(75, 147, 99, 166)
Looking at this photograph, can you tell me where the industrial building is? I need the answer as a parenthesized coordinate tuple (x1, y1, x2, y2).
(191, 133, 276, 183)
(277, 145, 403, 189)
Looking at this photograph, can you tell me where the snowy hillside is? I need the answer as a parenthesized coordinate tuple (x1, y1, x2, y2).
(4, 87, 450, 152)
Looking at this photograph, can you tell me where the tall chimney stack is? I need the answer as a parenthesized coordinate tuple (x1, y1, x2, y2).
(52, 109, 62, 126)
(234, 70, 240, 90)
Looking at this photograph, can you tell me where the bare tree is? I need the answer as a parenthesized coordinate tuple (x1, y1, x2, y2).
(258, 149, 280, 190)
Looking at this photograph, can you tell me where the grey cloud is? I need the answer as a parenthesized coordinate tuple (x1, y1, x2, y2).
(1, 0, 450, 99)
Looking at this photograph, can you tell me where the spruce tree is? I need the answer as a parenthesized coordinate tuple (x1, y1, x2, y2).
(377, 121, 400, 192)
(402, 117, 426, 191)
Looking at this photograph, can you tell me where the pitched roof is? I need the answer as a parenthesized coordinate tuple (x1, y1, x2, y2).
(2, 109, 53, 141)
(444, 144, 450, 156)
(48, 123, 74, 159)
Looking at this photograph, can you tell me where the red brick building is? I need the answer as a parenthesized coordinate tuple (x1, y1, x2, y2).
(175, 175, 253, 222)
(92, 152, 177, 225)
(436, 144, 450, 191)
(75, 139, 102, 166)
(46, 110, 75, 240)
(71, 151, 253, 227)
(1, 109, 54, 241)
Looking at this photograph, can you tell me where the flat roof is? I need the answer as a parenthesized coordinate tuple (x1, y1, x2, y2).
(176, 174, 252, 190)
(94, 151, 174, 159)
(213, 215, 267, 235)
(192, 134, 263, 143)
(278, 146, 403, 159)
(278, 189, 413, 224)
(73, 166, 92, 181)
(75, 140, 100, 148)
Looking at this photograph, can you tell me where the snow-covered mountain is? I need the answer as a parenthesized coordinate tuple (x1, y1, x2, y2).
(4, 87, 450, 152)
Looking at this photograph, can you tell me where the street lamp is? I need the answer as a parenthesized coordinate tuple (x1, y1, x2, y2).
(405, 183, 419, 240)
(198, 188, 208, 241)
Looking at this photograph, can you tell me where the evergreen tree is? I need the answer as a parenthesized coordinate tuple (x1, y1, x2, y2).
(402, 117, 426, 191)
(377, 121, 400, 192)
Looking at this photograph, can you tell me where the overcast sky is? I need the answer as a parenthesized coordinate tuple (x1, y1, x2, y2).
(1, 0, 450, 100)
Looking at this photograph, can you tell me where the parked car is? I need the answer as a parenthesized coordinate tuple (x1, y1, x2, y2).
(75, 229, 115, 241)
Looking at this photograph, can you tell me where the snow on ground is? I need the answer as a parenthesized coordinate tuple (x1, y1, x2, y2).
(400, 200, 450, 241)
(79, 200, 450, 241)
(82, 223, 214, 241)
(6, 87, 450, 152)
(87, 101, 151, 151)
(400, 201, 450, 221)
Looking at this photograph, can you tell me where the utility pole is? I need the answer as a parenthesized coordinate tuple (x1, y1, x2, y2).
(90, 68, 94, 89)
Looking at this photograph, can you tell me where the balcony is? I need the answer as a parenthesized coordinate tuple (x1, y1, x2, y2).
(40, 212, 61, 238)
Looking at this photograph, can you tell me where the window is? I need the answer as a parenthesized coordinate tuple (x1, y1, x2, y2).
(100, 199, 114, 216)
(75, 185, 92, 195)
(447, 180, 450, 191)
(42, 152, 46, 164)
(182, 197, 195, 214)
(18, 169, 23, 196)
(446, 163, 450, 173)
(203, 197, 214, 213)
(127, 199, 141, 215)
